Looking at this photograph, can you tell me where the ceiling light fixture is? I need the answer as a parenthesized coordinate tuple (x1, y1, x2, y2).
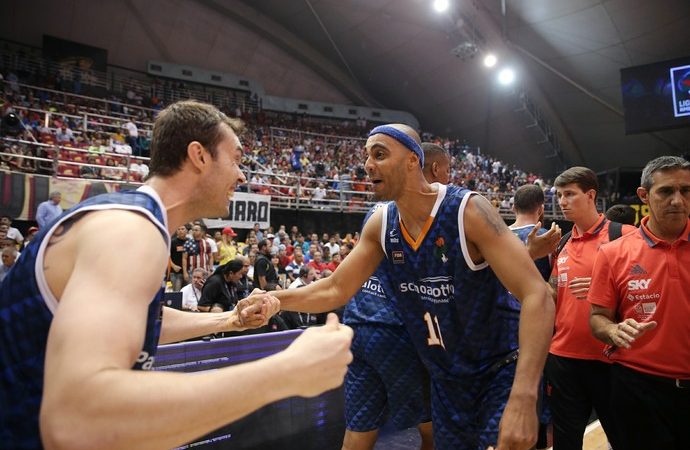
(433, 0, 449, 13)
(498, 68, 515, 85)
(483, 54, 497, 68)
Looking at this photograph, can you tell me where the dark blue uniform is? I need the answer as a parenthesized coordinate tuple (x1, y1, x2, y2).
(379, 184, 520, 450)
(0, 186, 169, 449)
(343, 205, 430, 432)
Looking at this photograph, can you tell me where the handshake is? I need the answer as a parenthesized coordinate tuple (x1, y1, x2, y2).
(232, 290, 354, 398)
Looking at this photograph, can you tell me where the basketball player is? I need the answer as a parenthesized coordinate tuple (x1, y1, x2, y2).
(271, 124, 555, 449)
(341, 143, 450, 450)
(0, 100, 354, 449)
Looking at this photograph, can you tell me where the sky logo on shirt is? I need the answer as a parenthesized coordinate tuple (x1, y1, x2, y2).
(628, 278, 652, 291)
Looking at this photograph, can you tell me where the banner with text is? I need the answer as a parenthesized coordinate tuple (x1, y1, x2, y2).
(203, 192, 271, 230)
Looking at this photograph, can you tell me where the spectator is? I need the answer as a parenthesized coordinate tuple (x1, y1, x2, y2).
(0, 216, 23, 245)
(22, 226, 38, 250)
(180, 268, 207, 312)
(307, 251, 327, 275)
(0, 246, 18, 283)
(122, 119, 139, 155)
(182, 224, 214, 282)
(55, 125, 74, 143)
(325, 252, 341, 272)
(605, 204, 637, 226)
(36, 191, 62, 229)
(217, 226, 238, 265)
(169, 225, 188, 292)
(253, 239, 278, 290)
(324, 235, 340, 259)
(198, 259, 245, 313)
(589, 156, 690, 450)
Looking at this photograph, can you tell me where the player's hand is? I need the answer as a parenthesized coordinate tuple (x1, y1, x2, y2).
(492, 393, 538, 450)
(230, 291, 281, 331)
(280, 313, 353, 397)
(607, 318, 657, 349)
(568, 276, 591, 300)
(526, 221, 561, 260)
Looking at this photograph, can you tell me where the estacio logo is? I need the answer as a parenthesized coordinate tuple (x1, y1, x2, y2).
(626, 292, 660, 302)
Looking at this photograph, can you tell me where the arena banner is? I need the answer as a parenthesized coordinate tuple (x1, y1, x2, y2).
(0, 171, 129, 221)
(204, 192, 271, 230)
(154, 330, 345, 450)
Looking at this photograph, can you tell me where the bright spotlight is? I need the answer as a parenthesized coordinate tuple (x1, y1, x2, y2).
(483, 54, 497, 68)
(433, 0, 449, 13)
(498, 68, 515, 85)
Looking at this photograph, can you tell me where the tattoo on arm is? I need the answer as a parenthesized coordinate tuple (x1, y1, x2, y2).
(472, 196, 506, 236)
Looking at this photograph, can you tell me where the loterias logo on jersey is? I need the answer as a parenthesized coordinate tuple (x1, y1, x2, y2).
(670, 64, 690, 117)
(434, 236, 448, 263)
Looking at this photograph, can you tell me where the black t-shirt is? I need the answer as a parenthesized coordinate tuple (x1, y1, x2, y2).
(170, 236, 186, 267)
(253, 255, 278, 287)
(198, 274, 238, 311)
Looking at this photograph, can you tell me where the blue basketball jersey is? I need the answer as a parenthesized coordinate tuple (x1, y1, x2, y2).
(509, 224, 551, 281)
(380, 184, 519, 380)
(344, 203, 403, 326)
(0, 186, 169, 449)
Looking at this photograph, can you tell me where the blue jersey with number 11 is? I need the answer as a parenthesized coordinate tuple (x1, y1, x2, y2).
(380, 184, 520, 380)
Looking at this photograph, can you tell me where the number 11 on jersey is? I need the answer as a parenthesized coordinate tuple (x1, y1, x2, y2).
(424, 312, 445, 349)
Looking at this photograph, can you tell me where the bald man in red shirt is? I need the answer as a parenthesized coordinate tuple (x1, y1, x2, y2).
(589, 155, 690, 450)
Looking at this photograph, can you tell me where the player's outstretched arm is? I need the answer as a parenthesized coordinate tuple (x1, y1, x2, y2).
(464, 195, 554, 450)
(40, 212, 352, 450)
(158, 289, 280, 344)
(273, 208, 385, 312)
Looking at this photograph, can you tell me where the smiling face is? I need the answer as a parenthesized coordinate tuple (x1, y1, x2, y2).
(198, 124, 247, 218)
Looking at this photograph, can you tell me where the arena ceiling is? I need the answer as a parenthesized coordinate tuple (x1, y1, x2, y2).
(3, 0, 690, 178)
(231, 0, 690, 177)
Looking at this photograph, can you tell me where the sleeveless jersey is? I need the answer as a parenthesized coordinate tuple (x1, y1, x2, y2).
(509, 224, 552, 281)
(344, 203, 403, 326)
(0, 186, 169, 449)
(380, 184, 519, 380)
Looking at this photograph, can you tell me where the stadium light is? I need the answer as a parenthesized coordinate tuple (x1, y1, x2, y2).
(498, 68, 515, 85)
(433, 0, 449, 13)
(483, 54, 497, 68)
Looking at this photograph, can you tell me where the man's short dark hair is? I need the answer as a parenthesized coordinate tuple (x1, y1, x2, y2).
(514, 184, 545, 214)
(554, 167, 598, 196)
(640, 155, 690, 190)
(605, 204, 637, 226)
(149, 100, 244, 177)
(421, 142, 449, 171)
(257, 239, 269, 252)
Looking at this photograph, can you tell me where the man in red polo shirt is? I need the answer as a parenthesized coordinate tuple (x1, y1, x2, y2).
(547, 166, 636, 450)
(589, 155, 690, 450)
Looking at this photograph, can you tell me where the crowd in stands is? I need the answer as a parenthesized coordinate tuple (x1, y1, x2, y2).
(166, 221, 358, 335)
(1, 44, 556, 215)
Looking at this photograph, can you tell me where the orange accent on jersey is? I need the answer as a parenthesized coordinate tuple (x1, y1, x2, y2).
(400, 214, 435, 251)
(588, 216, 690, 379)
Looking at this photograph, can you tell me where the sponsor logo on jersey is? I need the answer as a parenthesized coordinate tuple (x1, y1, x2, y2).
(389, 228, 399, 243)
(627, 278, 652, 291)
(557, 256, 568, 265)
(626, 292, 660, 302)
(399, 276, 453, 303)
(629, 264, 647, 275)
(361, 276, 386, 298)
(392, 250, 405, 264)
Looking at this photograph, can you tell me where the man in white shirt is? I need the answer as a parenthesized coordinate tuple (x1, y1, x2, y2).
(0, 216, 23, 244)
(180, 268, 207, 312)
